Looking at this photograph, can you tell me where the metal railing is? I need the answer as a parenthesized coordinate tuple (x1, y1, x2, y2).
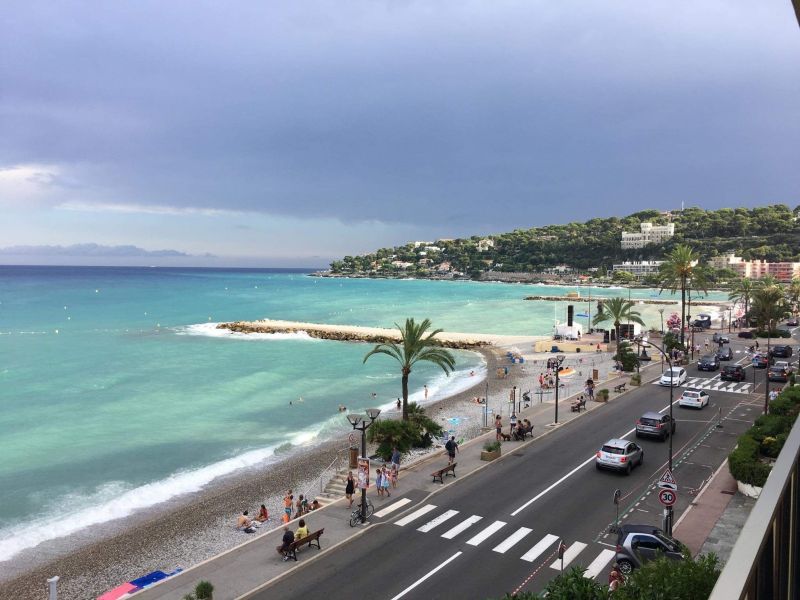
(708, 413, 800, 600)
(302, 449, 346, 500)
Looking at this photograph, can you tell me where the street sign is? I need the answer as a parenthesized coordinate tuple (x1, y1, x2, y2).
(613, 489, 621, 505)
(348, 433, 356, 445)
(658, 489, 677, 507)
(658, 468, 678, 491)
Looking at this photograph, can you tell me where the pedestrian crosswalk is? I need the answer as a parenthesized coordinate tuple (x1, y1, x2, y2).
(394, 503, 614, 580)
(651, 376, 752, 394)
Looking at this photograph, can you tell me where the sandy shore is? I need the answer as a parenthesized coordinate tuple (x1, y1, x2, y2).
(0, 346, 535, 600)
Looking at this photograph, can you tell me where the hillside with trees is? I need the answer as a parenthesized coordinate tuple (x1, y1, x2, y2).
(328, 204, 800, 279)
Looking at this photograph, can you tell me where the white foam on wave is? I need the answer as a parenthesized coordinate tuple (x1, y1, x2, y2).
(176, 322, 317, 341)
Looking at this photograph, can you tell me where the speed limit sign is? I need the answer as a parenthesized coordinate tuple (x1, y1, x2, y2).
(658, 489, 676, 507)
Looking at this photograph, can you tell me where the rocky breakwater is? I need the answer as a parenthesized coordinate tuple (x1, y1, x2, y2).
(217, 319, 492, 349)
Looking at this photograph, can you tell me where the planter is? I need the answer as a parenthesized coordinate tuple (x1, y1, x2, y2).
(480, 449, 501, 462)
(737, 480, 763, 499)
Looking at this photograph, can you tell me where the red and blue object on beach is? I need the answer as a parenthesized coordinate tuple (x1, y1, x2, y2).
(97, 568, 183, 600)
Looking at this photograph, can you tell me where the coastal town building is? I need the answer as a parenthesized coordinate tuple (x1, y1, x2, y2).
(477, 238, 494, 252)
(611, 260, 664, 278)
(709, 253, 800, 282)
(390, 260, 414, 269)
(411, 241, 433, 248)
(620, 222, 675, 249)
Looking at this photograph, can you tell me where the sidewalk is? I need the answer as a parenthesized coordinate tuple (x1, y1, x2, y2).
(131, 357, 654, 600)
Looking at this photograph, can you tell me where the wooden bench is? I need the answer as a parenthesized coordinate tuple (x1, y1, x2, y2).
(571, 397, 586, 412)
(614, 383, 627, 393)
(282, 528, 324, 562)
(431, 463, 457, 483)
(514, 426, 533, 440)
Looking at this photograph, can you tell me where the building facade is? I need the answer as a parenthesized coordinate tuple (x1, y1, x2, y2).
(710, 253, 800, 282)
(620, 222, 675, 249)
(611, 260, 664, 278)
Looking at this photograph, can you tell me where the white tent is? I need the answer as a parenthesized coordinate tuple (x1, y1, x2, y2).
(554, 323, 583, 339)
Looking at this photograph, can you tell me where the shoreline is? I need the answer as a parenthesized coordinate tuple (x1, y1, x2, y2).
(0, 346, 526, 600)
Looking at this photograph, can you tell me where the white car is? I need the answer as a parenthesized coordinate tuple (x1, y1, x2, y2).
(659, 367, 687, 387)
(774, 360, 793, 374)
(678, 389, 710, 409)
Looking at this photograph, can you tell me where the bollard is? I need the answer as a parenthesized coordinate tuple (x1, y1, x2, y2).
(48, 576, 59, 600)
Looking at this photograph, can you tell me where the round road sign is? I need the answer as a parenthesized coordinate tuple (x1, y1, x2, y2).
(348, 433, 356, 445)
(658, 489, 677, 507)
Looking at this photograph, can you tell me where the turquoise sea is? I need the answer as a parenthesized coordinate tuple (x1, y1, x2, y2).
(0, 266, 728, 563)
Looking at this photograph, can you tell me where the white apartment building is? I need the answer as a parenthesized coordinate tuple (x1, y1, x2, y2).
(621, 222, 675, 249)
(611, 260, 664, 278)
(477, 238, 494, 252)
(710, 253, 800, 282)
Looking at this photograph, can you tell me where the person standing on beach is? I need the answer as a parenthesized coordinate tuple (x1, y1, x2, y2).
(396, 398, 401, 410)
(345, 471, 355, 509)
(424, 384, 428, 400)
(283, 492, 293, 523)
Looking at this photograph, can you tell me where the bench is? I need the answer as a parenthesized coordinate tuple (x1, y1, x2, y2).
(282, 528, 324, 562)
(514, 426, 533, 440)
(614, 383, 627, 393)
(571, 397, 586, 412)
(431, 463, 457, 484)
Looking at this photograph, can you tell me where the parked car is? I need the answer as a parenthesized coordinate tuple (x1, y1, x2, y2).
(678, 389, 710, 409)
(787, 318, 799, 327)
(721, 365, 747, 382)
(774, 360, 793, 374)
(770, 345, 793, 359)
(659, 367, 687, 386)
(769, 366, 789, 382)
(615, 524, 685, 575)
(752, 354, 770, 368)
(693, 314, 712, 329)
(712, 333, 730, 344)
(697, 355, 720, 371)
(738, 330, 754, 339)
(596, 439, 644, 475)
(635, 411, 675, 441)
(716, 346, 733, 361)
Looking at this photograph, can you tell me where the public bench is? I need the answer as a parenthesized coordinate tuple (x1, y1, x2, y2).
(431, 463, 457, 483)
(614, 383, 627, 393)
(571, 397, 586, 412)
(282, 528, 324, 562)
(514, 425, 534, 440)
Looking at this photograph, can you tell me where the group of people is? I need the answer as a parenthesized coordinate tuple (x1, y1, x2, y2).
(276, 518, 312, 560)
(494, 413, 532, 441)
(281, 490, 321, 524)
(236, 504, 271, 534)
(608, 562, 625, 591)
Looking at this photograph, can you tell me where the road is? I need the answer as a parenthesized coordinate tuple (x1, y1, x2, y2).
(253, 331, 795, 600)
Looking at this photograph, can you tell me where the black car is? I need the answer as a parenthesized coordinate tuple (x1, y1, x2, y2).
(721, 365, 746, 382)
(712, 333, 730, 344)
(697, 354, 720, 371)
(770, 345, 793, 359)
(769, 366, 789, 382)
(738, 330, 754, 339)
(716, 346, 733, 361)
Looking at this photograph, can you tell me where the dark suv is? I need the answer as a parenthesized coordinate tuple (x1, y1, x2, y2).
(615, 524, 685, 574)
(697, 355, 720, 371)
(721, 365, 746, 382)
(771, 345, 793, 359)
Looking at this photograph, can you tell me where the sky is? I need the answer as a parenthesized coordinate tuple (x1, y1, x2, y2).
(1, 1, 799, 267)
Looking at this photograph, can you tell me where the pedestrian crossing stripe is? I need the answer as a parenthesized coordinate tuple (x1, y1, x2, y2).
(466, 520, 507, 546)
(651, 378, 752, 394)
(493, 527, 533, 554)
(520, 533, 558, 563)
(418, 510, 459, 533)
(550, 542, 587, 570)
(583, 549, 616, 579)
(441, 515, 483, 539)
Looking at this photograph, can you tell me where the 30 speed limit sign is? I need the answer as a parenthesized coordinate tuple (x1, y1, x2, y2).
(658, 489, 677, 507)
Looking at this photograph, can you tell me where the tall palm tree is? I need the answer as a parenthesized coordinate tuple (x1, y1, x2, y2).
(592, 297, 646, 349)
(728, 278, 755, 326)
(363, 318, 456, 421)
(659, 245, 704, 346)
(751, 277, 790, 413)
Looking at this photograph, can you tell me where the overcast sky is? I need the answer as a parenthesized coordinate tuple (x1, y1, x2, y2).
(1, 1, 799, 267)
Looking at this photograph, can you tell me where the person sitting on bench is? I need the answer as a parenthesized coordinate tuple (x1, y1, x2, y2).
(294, 518, 309, 541)
(571, 395, 586, 412)
(276, 525, 295, 560)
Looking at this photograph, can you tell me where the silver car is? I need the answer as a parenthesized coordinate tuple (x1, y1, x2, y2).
(596, 438, 644, 475)
(635, 411, 675, 441)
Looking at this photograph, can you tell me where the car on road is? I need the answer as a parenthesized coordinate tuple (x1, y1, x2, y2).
(738, 330, 754, 339)
(770, 345, 793, 359)
(635, 411, 675, 441)
(769, 366, 789, 382)
(774, 360, 793, 374)
(596, 439, 644, 475)
(787, 318, 799, 327)
(721, 364, 747, 382)
(752, 354, 770, 368)
(712, 333, 730, 344)
(693, 314, 712, 329)
(678, 389, 710, 409)
(659, 367, 687, 386)
(697, 355, 720, 371)
(716, 346, 733, 361)
(615, 524, 685, 575)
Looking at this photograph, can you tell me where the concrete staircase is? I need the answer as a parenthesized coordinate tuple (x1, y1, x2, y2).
(316, 468, 349, 505)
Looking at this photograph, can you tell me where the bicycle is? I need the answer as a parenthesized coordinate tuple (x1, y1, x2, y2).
(349, 499, 374, 527)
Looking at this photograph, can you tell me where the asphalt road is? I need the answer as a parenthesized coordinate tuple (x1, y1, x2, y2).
(254, 330, 796, 600)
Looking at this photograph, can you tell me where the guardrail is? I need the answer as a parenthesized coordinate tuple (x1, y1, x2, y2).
(708, 412, 800, 600)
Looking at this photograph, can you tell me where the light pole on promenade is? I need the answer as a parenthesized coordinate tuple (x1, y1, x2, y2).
(346, 408, 381, 521)
(552, 354, 566, 424)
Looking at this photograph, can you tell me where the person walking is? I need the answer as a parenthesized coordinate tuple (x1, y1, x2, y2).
(381, 467, 391, 496)
(391, 446, 401, 473)
(344, 471, 355, 509)
(375, 469, 384, 498)
(495, 415, 503, 441)
(445, 436, 459, 465)
(509, 412, 518, 436)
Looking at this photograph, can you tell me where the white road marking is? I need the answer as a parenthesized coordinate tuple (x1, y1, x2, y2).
(441, 515, 483, 539)
(583, 549, 617, 579)
(549, 542, 587, 570)
(417, 509, 459, 533)
(466, 520, 507, 546)
(520, 534, 558, 562)
(374, 498, 412, 518)
(389, 551, 463, 600)
(492, 527, 533, 554)
(395, 504, 437, 527)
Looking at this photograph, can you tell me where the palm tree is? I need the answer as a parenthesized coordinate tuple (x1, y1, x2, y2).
(363, 318, 456, 421)
(787, 277, 800, 316)
(728, 278, 755, 326)
(750, 277, 790, 413)
(592, 297, 646, 349)
(659, 245, 704, 346)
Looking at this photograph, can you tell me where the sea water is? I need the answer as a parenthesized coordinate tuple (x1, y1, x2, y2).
(0, 266, 727, 562)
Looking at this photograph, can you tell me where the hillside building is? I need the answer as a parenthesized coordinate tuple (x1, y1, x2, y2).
(611, 260, 664, 278)
(710, 253, 800, 282)
(620, 223, 675, 249)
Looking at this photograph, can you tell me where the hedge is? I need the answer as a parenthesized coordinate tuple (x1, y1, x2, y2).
(729, 434, 772, 487)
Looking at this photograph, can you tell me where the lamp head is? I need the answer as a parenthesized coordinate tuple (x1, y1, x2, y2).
(346, 413, 365, 428)
(366, 407, 382, 420)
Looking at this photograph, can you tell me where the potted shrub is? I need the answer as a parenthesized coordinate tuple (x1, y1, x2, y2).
(183, 581, 214, 600)
(596, 389, 610, 402)
(630, 373, 641, 386)
(480, 440, 502, 461)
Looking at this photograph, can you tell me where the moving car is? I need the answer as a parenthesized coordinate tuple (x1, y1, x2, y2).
(738, 330, 754, 339)
(769, 366, 789, 383)
(596, 439, 644, 475)
(615, 524, 685, 575)
(693, 314, 712, 329)
(712, 333, 730, 344)
(752, 354, 770, 368)
(774, 360, 793, 374)
(697, 355, 720, 371)
(678, 389, 710, 409)
(659, 367, 687, 386)
(770, 345, 793, 359)
(787, 318, 799, 327)
(716, 346, 733, 361)
(721, 365, 746, 382)
(635, 412, 675, 441)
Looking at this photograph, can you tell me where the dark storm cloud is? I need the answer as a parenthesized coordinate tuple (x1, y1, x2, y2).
(2, 1, 799, 233)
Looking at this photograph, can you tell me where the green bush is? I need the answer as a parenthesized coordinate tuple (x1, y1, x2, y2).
(729, 434, 771, 487)
(367, 405, 442, 460)
(597, 389, 610, 401)
(483, 440, 501, 453)
(768, 396, 800, 418)
(751, 413, 791, 442)
(760, 434, 788, 458)
(615, 343, 639, 372)
(754, 329, 791, 338)
(613, 553, 720, 600)
(630, 373, 642, 386)
(195, 581, 214, 600)
(494, 567, 609, 600)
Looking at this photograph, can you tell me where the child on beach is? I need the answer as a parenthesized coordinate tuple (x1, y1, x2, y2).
(283, 492, 293, 522)
(255, 504, 269, 522)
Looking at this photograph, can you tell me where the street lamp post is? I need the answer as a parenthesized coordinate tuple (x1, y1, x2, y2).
(553, 354, 566, 424)
(346, 408, 381, 521)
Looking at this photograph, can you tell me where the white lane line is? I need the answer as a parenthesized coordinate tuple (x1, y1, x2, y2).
(374, 498, 412, 518)
(583, 549, 617, 579)
(441, 515, 483, 539)
(395, 504, 437, 527)
(492, 527, 533, 554)
(549, 542, 587, 570)
(520, 534, 558, 563)
(389, 551, 463, 600)
(466, 520, 507, 546)
(511, 427, 636, 516)
(417, 509, 459, 533)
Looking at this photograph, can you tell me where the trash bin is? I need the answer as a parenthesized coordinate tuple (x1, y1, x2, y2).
(349, 446, 359, 469)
